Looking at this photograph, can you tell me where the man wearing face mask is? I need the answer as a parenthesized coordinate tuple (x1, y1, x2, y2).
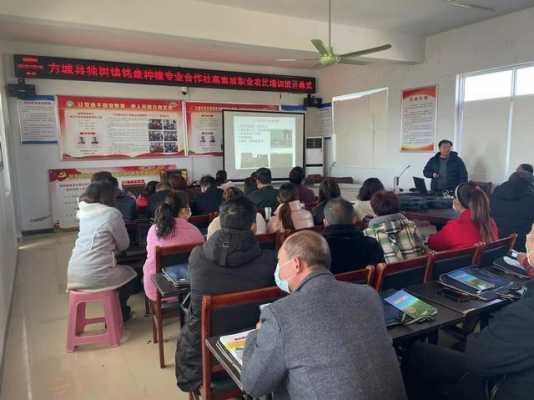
(241, 230, 407, 400)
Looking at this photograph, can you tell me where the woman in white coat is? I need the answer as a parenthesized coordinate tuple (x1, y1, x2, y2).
(67, 181, 137, 320)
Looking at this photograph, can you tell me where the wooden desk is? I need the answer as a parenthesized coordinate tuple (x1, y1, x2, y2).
(206, 302, 464, 393)
(404, 208, 458, 227)
(407, 281, 508, 316)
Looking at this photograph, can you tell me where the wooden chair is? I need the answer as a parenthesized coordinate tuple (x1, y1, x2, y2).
(256, 232, 277, 251)
(189, 214, 213, 232)
(425, 245, 481, 282)
(476, 234, 517, 267)
(374, 255, 431, 292)
(196, 286, 285, 400)
(335, 265, 375, 286)
(152, 243, 200, 368)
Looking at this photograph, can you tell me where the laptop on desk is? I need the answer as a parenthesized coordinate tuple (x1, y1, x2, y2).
(413, 177, 429, 195)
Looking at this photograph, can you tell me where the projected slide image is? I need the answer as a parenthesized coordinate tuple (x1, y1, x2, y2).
(241, 153, 268, 169)
(270, 129, 293, 148)
(233, 115, 296, 170)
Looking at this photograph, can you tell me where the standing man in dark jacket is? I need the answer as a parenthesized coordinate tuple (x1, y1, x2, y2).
(247, 168, 279, 211)
(191, 175, 223, 215)
(491, 171, 534, 251)
(423, 140, 468, 192)
(405, 279, 534, 400)
(175, 196, 276, 393)
(323, 197, 384, 274)
(242, 230, 406, 400)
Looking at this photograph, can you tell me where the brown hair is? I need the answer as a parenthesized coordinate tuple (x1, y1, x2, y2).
(80, 181, 116, 207)
(455, 183, 497, 243)
(222, 186, 244, 202)
(277, 183, 298, 231)
(318, 178, 341, 203)
(154, 192, 189, 238)
(370, 191, 400, 216)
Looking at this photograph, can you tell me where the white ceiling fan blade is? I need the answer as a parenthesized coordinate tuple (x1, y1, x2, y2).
(338, 59, 369, 66)
(311, 39, 329, 56)
(446, 1, 496, 12)
(276, 58, 320, 62)
(339, 44, 392, 59)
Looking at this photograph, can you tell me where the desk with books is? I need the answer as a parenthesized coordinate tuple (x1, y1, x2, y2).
(205, 298, 465, 394)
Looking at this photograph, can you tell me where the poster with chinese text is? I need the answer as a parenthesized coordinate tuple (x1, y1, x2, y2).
(49, 165, 175, 228)
(57, 96, 184, 160)
(401, 86, 438, 152)
(185, 102, 279, 156)
(17, 95, 59, 144)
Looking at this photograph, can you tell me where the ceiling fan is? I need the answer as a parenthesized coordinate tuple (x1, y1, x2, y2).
(445, 0, 497, 12)
(276, 0, 392, 68)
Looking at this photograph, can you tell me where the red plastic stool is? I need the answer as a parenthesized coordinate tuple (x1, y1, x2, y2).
(66, 290, 124, 352)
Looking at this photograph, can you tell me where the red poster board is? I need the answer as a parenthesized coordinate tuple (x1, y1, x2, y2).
(57, 96, 184, 160)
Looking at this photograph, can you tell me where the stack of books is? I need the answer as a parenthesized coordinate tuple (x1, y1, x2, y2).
(162, 264, 190, 287)
(383, 290, 438, 326)
(216, 329, 254, 371)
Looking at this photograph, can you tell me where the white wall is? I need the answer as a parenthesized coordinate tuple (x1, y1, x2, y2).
(0, 40, 313, 232)
(0, 44, 19, 373)
(318, 6, 534, 190)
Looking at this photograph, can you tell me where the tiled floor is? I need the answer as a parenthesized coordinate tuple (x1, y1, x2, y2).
(0, 232, 188, 400)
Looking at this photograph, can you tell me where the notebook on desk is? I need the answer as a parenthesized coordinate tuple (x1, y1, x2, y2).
(382, 289, 437, 326)
(216, 329, 254, 370)
(162, 264, 190, 287)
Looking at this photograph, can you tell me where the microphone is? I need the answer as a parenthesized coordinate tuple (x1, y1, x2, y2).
(394, 165, 411, 190)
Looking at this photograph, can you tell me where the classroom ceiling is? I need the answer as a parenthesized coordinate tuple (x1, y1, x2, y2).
(199, 0, 534, 36)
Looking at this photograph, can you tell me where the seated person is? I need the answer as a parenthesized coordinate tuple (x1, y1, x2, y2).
(91, 171, 137, 222)
(67, 181, 137, 321)
(109, 176, 137, 222)
(142, 192, 204, 302)
(175, 196, 276, 392)
(136, 180, 158, 216)
(515, 224, 534, 277)
(148, 174, 189, 218)
(311, 178, 341, 225)
(429, 183, 498, 251)
(267, 183, 314, 233)
(191, 175, 223, 216)
(353, 178, 384, 221)
(247, 168, 279, 210)
(491, 171, 534, 251)
(206, 187, 266, 239)
(215, 169, 234, 190)
(517, 163, 534, 174)
(147, 182, 171, 218)
(243, 171, 258, 196)
(364, 191, 426, 264)
(323, 198, 384, 274)
(242, 231, 407, 400)
(288, 166, 315, 209)
(405, 279, 534, 400)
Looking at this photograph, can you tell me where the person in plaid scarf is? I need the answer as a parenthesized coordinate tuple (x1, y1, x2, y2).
(364, 191, 427, 264)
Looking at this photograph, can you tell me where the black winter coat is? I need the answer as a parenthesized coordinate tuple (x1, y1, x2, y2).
(466, 280, 534, 400)
(423, 151, 468, 192)
(191, 188, 223, 216)
(491, 177, 534, 251)
(175, 229, 276, 392)
(322, 225, 384, 274)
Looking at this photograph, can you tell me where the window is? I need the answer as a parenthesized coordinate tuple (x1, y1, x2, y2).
(516, 66, 534, 96)
(464, 70, 513, 102)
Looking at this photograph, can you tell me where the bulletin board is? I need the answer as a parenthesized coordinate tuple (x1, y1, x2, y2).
(57, 96, 185, 160)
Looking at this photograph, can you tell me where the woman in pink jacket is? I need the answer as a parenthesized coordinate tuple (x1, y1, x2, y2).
(143, 192, 204, 301)
(267, 183, 314, 233)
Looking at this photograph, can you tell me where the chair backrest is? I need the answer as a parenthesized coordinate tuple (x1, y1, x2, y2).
(201, 286, 285, 399)
(256, 232, 277, 251)
(374, 255, 430, 292)
(477, 234, 517, 267)
(155, 243, 201, 273)
(335, 266, 375, 286)
(425, 245, 481, 282)
(189, 214, 213, 229)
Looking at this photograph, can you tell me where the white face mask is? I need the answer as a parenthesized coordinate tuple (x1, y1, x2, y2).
(275, 259, 296, 293)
